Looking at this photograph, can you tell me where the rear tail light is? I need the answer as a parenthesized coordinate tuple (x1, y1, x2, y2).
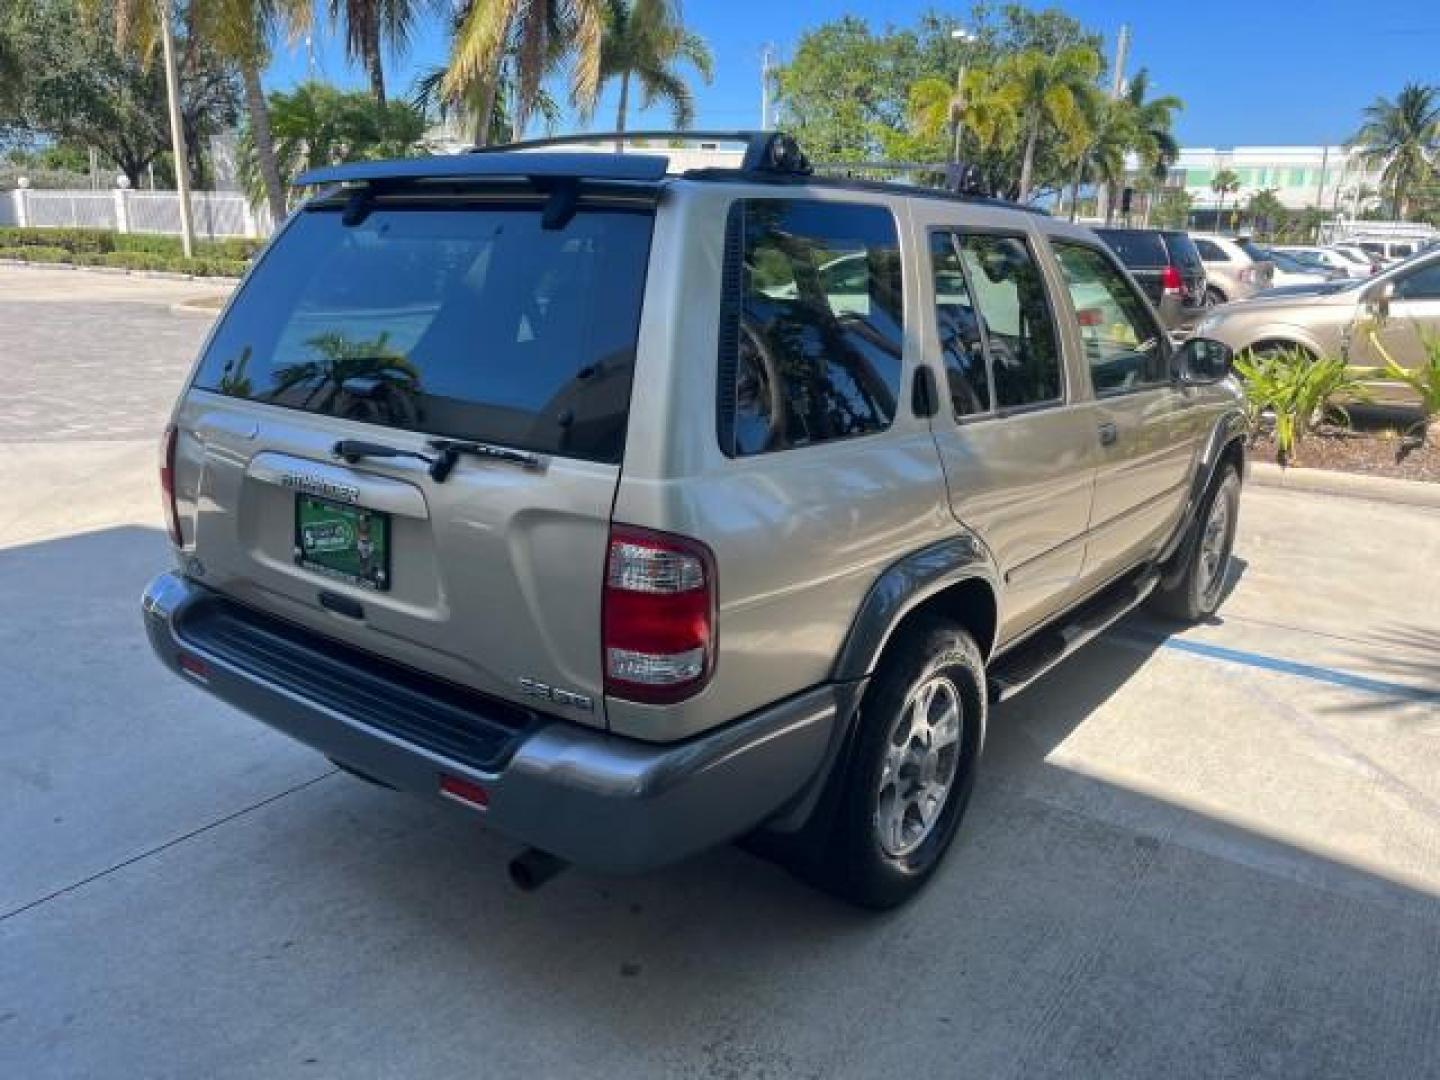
(603, 525, 716, 704)
(160, 423, 182, 546)
(1161, 265, 1183, 293)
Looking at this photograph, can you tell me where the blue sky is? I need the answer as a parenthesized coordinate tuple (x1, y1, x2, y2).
(267, 0, 1440, 148)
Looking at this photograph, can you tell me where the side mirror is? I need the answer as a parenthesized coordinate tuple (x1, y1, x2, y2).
(1174, 337, 1233, 386)
(1366, 280, 1395, 317)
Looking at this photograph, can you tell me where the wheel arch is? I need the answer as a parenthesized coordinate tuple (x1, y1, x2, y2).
(1158, 410, 1247, 579)
(831, 533, 1002, 683)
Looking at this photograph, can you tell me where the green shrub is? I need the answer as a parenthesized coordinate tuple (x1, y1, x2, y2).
(1364, 325, 1440, 446)
(111, 233, 261, 262)
(0, 244, 72, 262)
(96, 251, 171, 271)
(0, 240, 245, 277)
(0, 226, 115, 253)
(1234, 348, 1371, 465)
(0, 226, 260, 262)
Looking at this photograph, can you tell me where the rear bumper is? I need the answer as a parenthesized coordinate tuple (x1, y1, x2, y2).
(142, 572, 846, 873)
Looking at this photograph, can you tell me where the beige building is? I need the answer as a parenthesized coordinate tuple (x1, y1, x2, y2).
(1168, 146, 1386, 217)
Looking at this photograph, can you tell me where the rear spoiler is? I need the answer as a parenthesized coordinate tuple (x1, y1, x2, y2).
(293, 152, 671, 188)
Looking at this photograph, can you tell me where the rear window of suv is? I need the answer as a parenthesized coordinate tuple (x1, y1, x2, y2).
(1162, 232, 1204, 269)
(192, 201, 654, 464)
(1095, 229, 1166, 267)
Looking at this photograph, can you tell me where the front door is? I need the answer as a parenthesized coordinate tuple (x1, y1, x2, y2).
(1047, 239, 1205, 585)
(920, 223, 1099, 644)
(1360, 256, 1440, 373)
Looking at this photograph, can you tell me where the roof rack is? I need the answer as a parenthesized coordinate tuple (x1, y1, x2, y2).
(470, 130, 812, 175)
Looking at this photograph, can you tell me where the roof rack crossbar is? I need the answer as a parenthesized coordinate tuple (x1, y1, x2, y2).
(469, 130, 812, 175)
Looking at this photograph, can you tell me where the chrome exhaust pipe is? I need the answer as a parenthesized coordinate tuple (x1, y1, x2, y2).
(508, 848, 568, 892)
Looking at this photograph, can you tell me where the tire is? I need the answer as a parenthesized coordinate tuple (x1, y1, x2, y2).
(1152, 465, 1241, 622)
(1204, 287, 1226, 308)
(819, 617, 986, 909)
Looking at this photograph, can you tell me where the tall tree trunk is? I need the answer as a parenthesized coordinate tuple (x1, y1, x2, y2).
(366, 38, 386, 110)
(241, 58, 287, 232)
(471, 52, 504, 146)
(1067, 153, 1085, 222)
(614, 71, 631, 152)
(1017, 116, 1039, 203)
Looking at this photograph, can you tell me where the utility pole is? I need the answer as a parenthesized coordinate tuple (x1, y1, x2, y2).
(760, 45, 775, 129)
(1096, 24, 1130, 224)
(1314, 145, 1330, 243)
(1109, 24, 1130, 99)
(157, 0, 196, 258)
(950, 28, 976, 165)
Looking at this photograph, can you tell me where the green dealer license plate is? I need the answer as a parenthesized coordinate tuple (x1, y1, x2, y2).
(294, 495, 391, 591)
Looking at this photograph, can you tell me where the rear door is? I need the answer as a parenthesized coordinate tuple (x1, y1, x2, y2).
(1047, 238, 1205, 584)
(920, 219, 1099, 643)
(173, 193, 656, 727)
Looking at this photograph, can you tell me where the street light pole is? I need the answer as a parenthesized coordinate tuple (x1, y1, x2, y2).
(950, 28, 976, 165)
(157, 0, 196, 258)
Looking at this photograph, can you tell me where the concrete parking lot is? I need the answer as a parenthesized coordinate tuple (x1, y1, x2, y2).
(2, 265, 1439, 1079)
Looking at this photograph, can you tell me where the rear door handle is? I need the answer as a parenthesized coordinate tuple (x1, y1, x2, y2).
(1097, 421, 1118, 447)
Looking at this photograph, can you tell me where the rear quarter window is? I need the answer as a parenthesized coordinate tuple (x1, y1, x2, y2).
(720, 199, 904, 457)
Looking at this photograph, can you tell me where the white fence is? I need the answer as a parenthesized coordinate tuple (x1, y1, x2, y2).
(1, 188, 272, 239)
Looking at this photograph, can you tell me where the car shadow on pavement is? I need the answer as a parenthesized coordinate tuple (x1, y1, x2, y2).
(7, 526, 1440, 1077)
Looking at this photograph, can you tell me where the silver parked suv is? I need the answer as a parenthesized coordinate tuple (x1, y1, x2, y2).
(142, 133, 1247, 908)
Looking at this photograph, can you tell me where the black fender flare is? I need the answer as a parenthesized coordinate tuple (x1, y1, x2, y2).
(1158, 408, 1247, 583)
(831, 530, 1002, 683)
(759, 530, 1000, 843)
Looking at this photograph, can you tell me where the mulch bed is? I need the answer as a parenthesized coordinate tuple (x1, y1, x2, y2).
(1249, 422, 1439, 483)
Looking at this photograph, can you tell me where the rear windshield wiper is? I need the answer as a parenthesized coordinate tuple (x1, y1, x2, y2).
(331, 437, 540, 482)
(332, 438, 435, 469)
(427, 439, 542, 481)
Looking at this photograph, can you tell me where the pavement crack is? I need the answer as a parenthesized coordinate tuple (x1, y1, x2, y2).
(0, 769, 337, 924)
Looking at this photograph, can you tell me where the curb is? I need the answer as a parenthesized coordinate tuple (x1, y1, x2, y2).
(1250, 461, 1440, 509)
(0, 257, 241, 286)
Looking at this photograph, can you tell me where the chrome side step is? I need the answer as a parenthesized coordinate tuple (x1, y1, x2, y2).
(987, 570, 1159, 703)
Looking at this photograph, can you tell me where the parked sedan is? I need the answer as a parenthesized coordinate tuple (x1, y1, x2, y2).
(1193, 248, 1440, 405)
(1263, 249, 1345, 287)
(1273, 246, 1366, 280)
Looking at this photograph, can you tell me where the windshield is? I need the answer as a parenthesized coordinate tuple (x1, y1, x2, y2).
(192, 201, 654, 464)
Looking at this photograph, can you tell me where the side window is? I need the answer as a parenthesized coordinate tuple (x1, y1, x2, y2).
(930, 233, 992, 416)
(1395, 261, 1440, 300)
(1195, 239, 1229, 262)
(723, 200, 904, 456)
(1051, 241, 1169, 394)
(948, 233, 1063, 410)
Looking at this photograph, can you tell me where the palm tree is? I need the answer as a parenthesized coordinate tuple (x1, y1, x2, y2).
(1347, 83, 1440, 220)
(993, 45, 1100, 203)
(327, 0, 431, 109)
(581, 0, 712, 148)
(1211, 168, 1240, 233)
(1121, 69, 1181, 225)
(442, 0, 604, 141)
(104, 0, 302, 229)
